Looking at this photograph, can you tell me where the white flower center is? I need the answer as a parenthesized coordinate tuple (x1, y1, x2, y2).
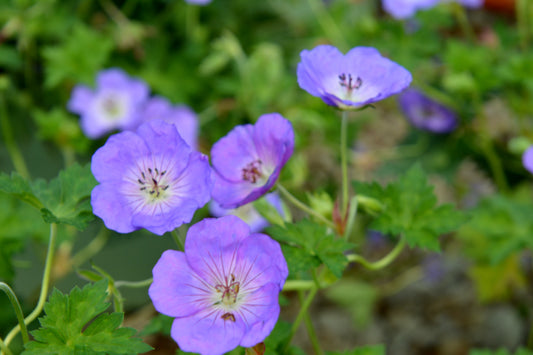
(95, 91, 128, 122)
(338, 73, 363, 100)
(136, 167, 170, 201)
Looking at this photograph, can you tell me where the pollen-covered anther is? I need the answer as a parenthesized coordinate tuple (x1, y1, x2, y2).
(137, 167, 169, 197)
(242, 160, 263, 183)
(338, 73, 362, 91)
(221, 312, 236, 322)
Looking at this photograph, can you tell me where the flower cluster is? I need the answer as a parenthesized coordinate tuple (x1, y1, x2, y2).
(297, 45, 412, 110)
(398, 88, 458, 133)
(68, 68, 199, 143)
(149, 216, 288, 355)
(85, 43, 413, 354)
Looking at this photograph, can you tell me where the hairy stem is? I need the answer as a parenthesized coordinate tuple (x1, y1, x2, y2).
(4, 224, 58, 348)
(71, 228, 109, 268)
(0, 337, 13, 355)
(283, 280, 315, 292)
(283, 285, 319, 352)
(340, 110, 349, 216)
(347, 235, 406, 270)
(277, 184, 335, 229)
(0, 283, 29, 344)
(298, 291, 324, 355)
(115, 278, 153, 289)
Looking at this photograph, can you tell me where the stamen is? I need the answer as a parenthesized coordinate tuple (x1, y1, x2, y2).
(339, 73, 363, 91)
(242, 160, 263, 183)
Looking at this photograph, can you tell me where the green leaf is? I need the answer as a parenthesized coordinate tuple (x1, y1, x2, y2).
(457, 194, 533, 265)
(353, 164, 467, 251)
(0, 163, 97, 230)
(326, 344, 385, 355)
(266, 220, 353, 278)
(22, 280, 152, 355)
(43, 23, 114, 88)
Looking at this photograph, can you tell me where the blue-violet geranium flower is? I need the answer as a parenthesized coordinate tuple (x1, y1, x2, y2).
(382, 0, 440, 19)
(398, 88, 458, 133)
(210, 113, 294, 209)
(91, 120, 212, 235)
(139, 96, 199, 149)
(297, 45, 412, 110)
(67, 68, 150, 139)
(149, 215, 288, 355)
(522, 145, 533, 175)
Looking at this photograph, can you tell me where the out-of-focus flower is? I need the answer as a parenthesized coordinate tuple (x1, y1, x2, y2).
(383, 0, 483, 19)
(209, 192, 284, 233)
(91, 120, 212, 235)
(140, 96, 199, 149)
(67, 68, 149, 139)
(297, 45, 412, 110)
(211, 113, 294, 209)
(398, 88, 458, 133)
(522, 146, 533, 174)
(149, 216, 288, 355)
(382, 0, 440, 19)
(185, 0, 212, 5)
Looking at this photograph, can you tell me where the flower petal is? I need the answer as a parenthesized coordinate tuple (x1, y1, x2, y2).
(171, 309, 246, 355)
(149, 250, 210, 318)
(91, 183, 135, 233)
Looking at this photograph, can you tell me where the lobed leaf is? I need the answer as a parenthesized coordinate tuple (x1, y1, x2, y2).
(22, 279, 152, 355)
(0, 163, 97, 230)
(353, 164, 467, 251)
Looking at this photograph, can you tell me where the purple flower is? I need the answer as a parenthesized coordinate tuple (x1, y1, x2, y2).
(398, 88, 458, 133)
(211, 113, 294, 209)
(382, 0, 483, 19)
(209, 192, 284, 233)
(185, 0, 211, 4)
(68, 68, 150, 139)
(149, 215, 288, 355)
(140, 96, 199, 149)
(522, 146, 533, 174)
(91, 120, 212, 235)
(297, 45, 412, 110)
(382, 0, 440, 19)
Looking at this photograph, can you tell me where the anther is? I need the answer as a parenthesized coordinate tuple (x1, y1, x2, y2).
(221, 313, 236, 322)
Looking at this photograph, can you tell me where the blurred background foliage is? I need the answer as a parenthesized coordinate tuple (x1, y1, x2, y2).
(1, 0, 533, 353)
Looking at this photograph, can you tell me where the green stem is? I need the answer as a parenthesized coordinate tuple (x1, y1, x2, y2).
(340, 111, 349, 216)
(347, 235, 406, 270)
(277, 184, 335, 229)
(343, 195, 358, 241)
(0, 338, 13, 355)
(71, 228, 109, 268)
(283, 285, 319, 352)
(0, 283, 29, 344)
(452, 3, 475, 42)
(114, 278, 153, 289)
(480, 137, 509, 193)
(306, 0, 348, 50)
(0, 94, 30, 179)
(282, 280, 315, 292)
(171, 229, 185, 251)
(4, 224, 58, 348)
(298, 291, 324, 355)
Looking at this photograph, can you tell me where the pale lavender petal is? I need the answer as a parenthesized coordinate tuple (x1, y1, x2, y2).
(171, 310, 245, 355)
(253, 113, 294, 171)
(91, 183, 135, 233)
(67, 86, 94, 114)
(211, 124, 258, 182)
(149, 250, 209, 318)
